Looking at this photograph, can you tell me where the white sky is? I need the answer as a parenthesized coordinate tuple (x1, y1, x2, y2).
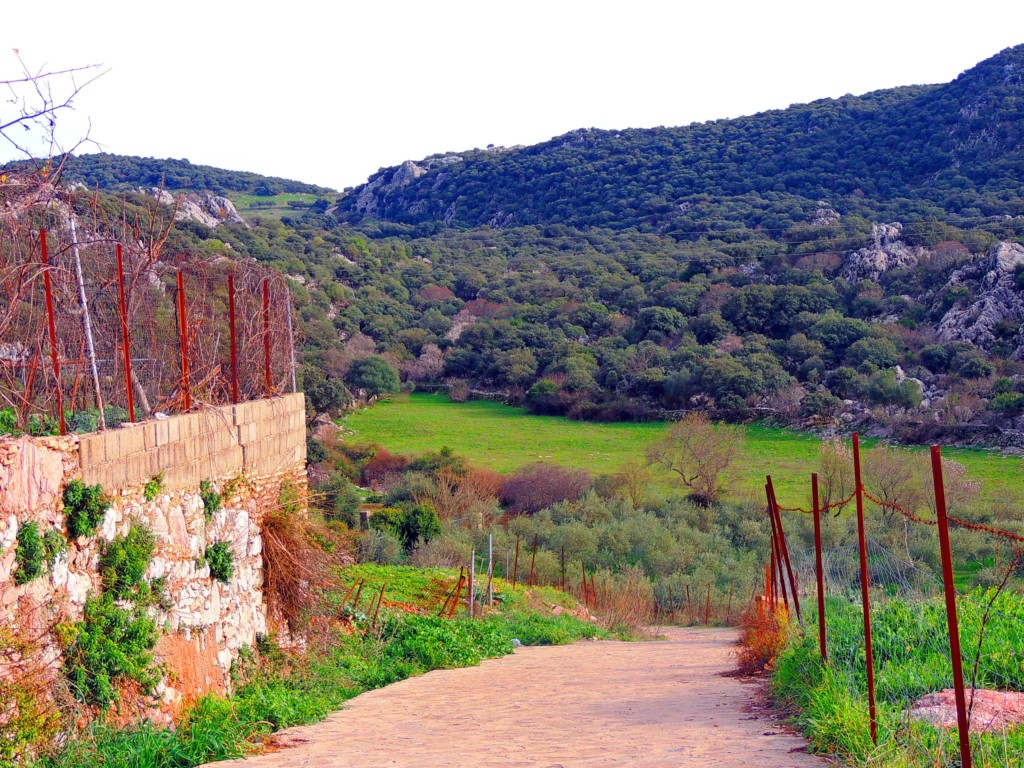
(3, 1, 1023, 191)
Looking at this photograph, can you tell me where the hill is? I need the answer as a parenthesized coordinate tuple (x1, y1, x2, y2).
(3, 152, 335, 196)
(337, 45, 1024, 231)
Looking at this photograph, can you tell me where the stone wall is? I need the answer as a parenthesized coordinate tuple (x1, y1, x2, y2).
(0, 393, 306, 721)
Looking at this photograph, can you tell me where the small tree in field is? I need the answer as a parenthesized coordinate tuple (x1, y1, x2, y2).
(646, 412, 740, 505)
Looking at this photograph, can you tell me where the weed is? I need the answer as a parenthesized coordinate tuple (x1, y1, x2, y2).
(144, 472, 164, 501)
(205, 542, 235, 583)
(200, 480, 222, 521)
(14, 521, 45, 585)
(63, 479, 109, 539)
(42, 529, 67, 566)
(737, 603, 790, 674)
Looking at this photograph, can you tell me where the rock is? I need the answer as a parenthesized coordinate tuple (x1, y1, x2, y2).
(511, 638, 523, 647)
(841, 222, 925, 282)
(912, 688, 1024, 733)
(938, 242, 1024, 356)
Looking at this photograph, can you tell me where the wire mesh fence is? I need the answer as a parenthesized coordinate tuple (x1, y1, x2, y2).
(0, 179, 296, 435)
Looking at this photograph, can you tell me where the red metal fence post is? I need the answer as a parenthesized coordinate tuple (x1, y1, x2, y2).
(115, 244, 135, 422)
(766, 486, 789, 613)
(40, 229, 66, 435)
(931, 445, 972, 768)
(852, 432, 878, 744)
(767, 476, 802, 621)
(228, 274, 239, 404)
(812, 473, 828, 663)
(176, 270, 192, 411)
(262, 278, 272, 394)
(705, 584, 711, 625)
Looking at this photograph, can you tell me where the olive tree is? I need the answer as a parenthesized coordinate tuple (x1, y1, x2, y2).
(646, 412, 741, 506)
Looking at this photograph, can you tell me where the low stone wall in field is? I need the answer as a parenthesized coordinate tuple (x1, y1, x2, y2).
(0, 393, 306, 720)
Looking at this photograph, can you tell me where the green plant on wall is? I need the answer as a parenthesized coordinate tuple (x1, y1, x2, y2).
(63, 479, 110, 538)
(64, 593, 158, 709)
(204, 541, 235, 583)
(64, 521, 159, 708)
(144, 472, 165, 502)
(99, 523, 156, 602)
(41, 530, 67, 566)
(200, 479, 222, 521)
(14, 522, 44, 585)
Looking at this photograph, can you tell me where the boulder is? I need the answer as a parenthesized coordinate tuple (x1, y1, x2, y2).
(841, 222, 925, 282)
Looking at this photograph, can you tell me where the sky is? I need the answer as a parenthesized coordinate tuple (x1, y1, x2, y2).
(3, 1, 1024, 192)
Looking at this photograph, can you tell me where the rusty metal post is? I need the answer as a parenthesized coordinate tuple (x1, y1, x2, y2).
(528, 533, 538, 587)
(726, 585, 733, 624)
(351, 580, 364, 610)
(176, 270, 192, 411)
(262, 278, 272, 394)
(766, 487, 789, 613)
(468, 550, 475, 618)
(512, 535, 520, 588)
(69, 218, 104, 429)
(371, 583, 386, 630)
(115, 244, 135, 422)
(228, 274, 239, 404)
(931, 445, 972, 768)
(668, 585, 675, 622)
(705, 584, 711, 625)
(767, 476, 801, 621)
(812, 473, 828, 663)
(448, 575, 466, 618)
(40, 229, 66, 435)
(852, 432, 878, 745)
(284, 286, 297, 394)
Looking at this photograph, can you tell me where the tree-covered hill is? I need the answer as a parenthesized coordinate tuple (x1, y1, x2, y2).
(3, 152, 335, 196)
(337, 45, 1024, 231)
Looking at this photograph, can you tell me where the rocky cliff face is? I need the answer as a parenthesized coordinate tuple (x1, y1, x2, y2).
(938, 241, 1024, 357)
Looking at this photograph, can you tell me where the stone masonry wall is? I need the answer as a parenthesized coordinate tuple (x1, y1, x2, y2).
(0, 393, 306, 721)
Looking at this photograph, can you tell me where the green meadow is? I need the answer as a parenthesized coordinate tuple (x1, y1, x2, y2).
(341, 393, 1024, 508)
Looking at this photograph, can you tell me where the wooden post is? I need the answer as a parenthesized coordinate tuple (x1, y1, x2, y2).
(560, 545, 566, 590)
(931, 445, 972, 768)
(528, 533, 538, 587)
(371, 583, 386, 630)
(812, 473, 828, 662)
(228, 274, 239, 404)
(852, 432, 878, 745)
(705, 584, 711, 626)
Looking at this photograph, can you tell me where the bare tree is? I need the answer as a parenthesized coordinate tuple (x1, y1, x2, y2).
(646, 412, 741, 506)
(2, 52, 105, 162)
(818, 436, 853, 514)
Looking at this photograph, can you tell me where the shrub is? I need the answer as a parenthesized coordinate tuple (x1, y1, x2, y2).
(144, 472, 165, 501)
(993, 391, 1024, 415)
(737, 605, 790, 674)
(63, 479, 109, 539)
(64, 593, 158, 708)
(361, 448, 409, 489)
(646, 412, 741, 506)
(14, 521, 44, 585)
(205, 542, 235, 583)
(99, 523, 156, 602)
(200, 479, 222, 520)
(500, 463, 593, 514)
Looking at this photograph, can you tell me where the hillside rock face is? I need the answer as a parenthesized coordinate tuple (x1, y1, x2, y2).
(353, 160, 431, 218)
(840, 222, 926, 282)
(938, 241, 1024, 356)
(149, 188, 248, 228)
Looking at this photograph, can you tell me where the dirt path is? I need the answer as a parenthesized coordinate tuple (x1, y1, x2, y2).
(201, 628, 827, 768)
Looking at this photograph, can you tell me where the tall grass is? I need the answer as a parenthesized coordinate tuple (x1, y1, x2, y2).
(771, 592, 1024, 767)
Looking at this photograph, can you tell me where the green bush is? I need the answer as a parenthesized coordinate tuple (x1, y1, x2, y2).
(200, 479, 222, 520)
(99, 523, 156, 602)
(205, 542, 235, 583)
(15, 521, 44, 585)
(64, 593, 158, 708)
(63, 480, 109, 539)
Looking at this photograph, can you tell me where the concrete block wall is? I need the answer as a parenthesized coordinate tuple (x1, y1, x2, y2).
(77, 392, 305, 491)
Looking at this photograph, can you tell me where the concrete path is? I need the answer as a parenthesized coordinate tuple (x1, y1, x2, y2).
(201, 627, 828, 768)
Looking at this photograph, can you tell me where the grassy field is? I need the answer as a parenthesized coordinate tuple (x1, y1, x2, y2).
(341, 393, 1024, 508)
(228, 192, 328, 220)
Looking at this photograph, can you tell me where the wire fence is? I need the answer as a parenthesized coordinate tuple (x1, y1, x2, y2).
(762, 433, 1024, 768)
(0, 179, 296, 435)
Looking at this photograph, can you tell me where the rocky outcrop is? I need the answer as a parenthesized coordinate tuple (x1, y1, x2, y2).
(938, 241, 1024, 356)
(148, 188, 249, 228)
(841, 222, 926, 282)
(353, 160, 429, 217)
